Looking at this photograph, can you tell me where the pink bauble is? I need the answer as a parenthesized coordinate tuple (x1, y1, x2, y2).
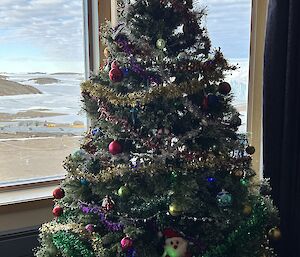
(85, 224, 95, 233)
(121, 237, 133, 251)
(109, 68, 123, 82)
(109, 140, 122, 155)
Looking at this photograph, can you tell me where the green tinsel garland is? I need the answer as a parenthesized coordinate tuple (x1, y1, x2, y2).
(202, 200, 269, 257)
(52, 231, 95, 257)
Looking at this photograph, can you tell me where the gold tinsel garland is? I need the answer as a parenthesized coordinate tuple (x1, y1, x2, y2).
(40, 222, 85, 235)
(68, 155, 232, 184)
(81, 79, 206, 107)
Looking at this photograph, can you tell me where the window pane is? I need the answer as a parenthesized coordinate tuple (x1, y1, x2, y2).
(195, 0, 251, 132)
(0, 0, 85, 184)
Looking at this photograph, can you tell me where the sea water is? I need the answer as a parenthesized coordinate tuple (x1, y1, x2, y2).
(0, 60, 248, 136)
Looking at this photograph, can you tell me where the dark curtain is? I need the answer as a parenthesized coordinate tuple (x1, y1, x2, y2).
(264, 0, 300, 257)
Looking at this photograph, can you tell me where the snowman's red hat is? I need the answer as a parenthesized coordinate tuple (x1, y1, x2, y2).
(163, 228, 182, 238)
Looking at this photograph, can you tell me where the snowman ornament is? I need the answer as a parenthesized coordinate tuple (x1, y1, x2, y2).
(162, 228, 190, 257)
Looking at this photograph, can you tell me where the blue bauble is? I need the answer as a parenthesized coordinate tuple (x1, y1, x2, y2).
(122, 68, 130, 77)
(91, 128, 101, 136)
(207, 94, 219, 107)
(217, 190, 232, 207)
(207, 177, 216, 183)
(80, 179, 89, 186)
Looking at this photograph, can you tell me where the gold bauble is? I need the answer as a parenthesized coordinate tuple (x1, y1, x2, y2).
(243, 204, 252, 215)
(169, 203, 183, 216)
(268, 227, 282, 241)
(103, 47, 110, 58)
(233, 170, 244, 178)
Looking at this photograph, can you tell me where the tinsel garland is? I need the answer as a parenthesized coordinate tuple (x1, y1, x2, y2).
(81, 79, 206, 107)
(52, 230, 95, 257)
(80, 202, 124, 231)
(80, 201, 216, 229)
(68, 153, 244, 184)
(40, 222, 85, 235)
(201, 200, 270, 257)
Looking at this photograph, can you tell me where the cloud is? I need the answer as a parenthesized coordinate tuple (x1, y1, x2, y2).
(195, 0, 252, 59)
(0, 0, 84, 71)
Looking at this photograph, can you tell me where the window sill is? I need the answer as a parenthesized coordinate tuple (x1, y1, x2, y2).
(0, 175, 64, 206)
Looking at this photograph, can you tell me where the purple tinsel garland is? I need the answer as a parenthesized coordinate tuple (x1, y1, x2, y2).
(115, 35, 162, 84)
(80, 203, 124, 232)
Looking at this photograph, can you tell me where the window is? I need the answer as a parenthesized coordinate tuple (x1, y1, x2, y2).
(0, 0, 85, 185)
(194, 0, 252, 132)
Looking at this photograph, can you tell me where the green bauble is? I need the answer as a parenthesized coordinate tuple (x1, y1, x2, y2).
(118, 186, 130, 197)
(217, 190, 232, 207)
(156, 38, 166, 50)
(169, 202, 183, 216)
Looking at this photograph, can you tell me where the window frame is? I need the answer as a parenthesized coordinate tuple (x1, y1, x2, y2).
(0, 0, 267, 232)
(0, 0, 112, 232)
(247, 0, 269, 178)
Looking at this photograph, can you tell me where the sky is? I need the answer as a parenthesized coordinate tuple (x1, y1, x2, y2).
(0, 0, 251, 73)
(0, 0, 84, 73)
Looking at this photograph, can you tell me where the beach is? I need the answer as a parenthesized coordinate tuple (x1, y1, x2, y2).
(0, 76, 41, 96)
(0, 73, 86, 184)
(0, 69, 247, 184)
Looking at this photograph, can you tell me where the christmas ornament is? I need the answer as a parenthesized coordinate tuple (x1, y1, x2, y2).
(91, 127, 101, 136)
(233, 170, 244, 178)
(103, 47, 110, 58)
(122, 67, 130, 77)
(85, 224, 95, 233)
(101, 195, 115, 211)
(156, 38, 166, 50)
(80, 179, 89, 186)
(121, 237, 133, 251)
(246, 146, 256, 155)
(231, 116, 242, 127)
(53, 187, 65, 199)
(218, 82, 232, 95)
(162, 228, 189, 257)
(202, 94, 218, 110)
(268, 227, 281, 241)
(207, 177, 216, 183)
(177, 52, 188, 60)
(207, 94, 218, 107)
(109, 68, 123, 82)
(111, 60, 119, 69)
(169, 203, 183, 216)
(217, 190, 232, 207)
(118, 185, 130, 197)
(52, 206, 63, 217)
(240, 178, 249, 186)
(243, 204, 252, 215)
(109, 140, 122, 155)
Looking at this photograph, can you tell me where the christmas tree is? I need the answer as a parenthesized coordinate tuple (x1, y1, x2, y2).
(36, 1, 280, 257)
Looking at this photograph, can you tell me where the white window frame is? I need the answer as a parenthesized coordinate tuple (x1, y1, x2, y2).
(0, 0, 267, 233)
(0, 0, 111, 233)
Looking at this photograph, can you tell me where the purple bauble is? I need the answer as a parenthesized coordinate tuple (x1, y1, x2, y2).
(85, 224, 95, 233)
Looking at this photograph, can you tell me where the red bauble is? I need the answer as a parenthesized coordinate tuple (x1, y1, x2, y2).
(52, 206, 63, 217)
(121, 237, 133, 251)
(111, 60, 119, 69)
(218, 82, 232, 95)
(109, 140, 122, 155)
(109, 68, 123, 82)
(53, 187, 65, 199)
